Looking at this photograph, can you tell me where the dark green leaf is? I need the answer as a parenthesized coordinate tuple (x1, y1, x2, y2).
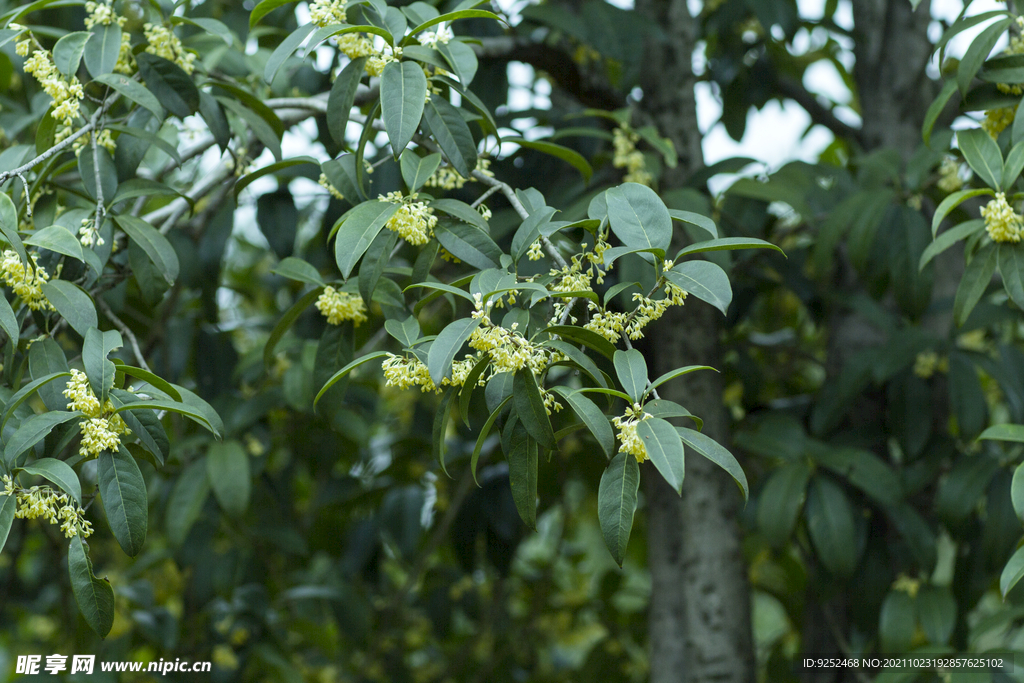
(674, 236, 784, 259)
(598, 452, 639, 566)
(552, 387, 614, 457)
(506, 421, 538, 528)
(97, 447, 147, 557)
(327, 56, 367, 145)
(435, 220, 502, 269)
(757, 460, 811, 547)
(264, 23, 315, 84)
(513, 367, 556, 449)
(384, 315, 421, 347)
(53, 31, 90, 77)
(918, 585, 956, 645)
(879, 590, 916, 653)
(433, 389, 455, 476)
(1012, 461, 1024, 522)
(314, 352, 389, 408)
(333, 201, 399, 279)
(957, 128, 1004, 189)
(263, 287, 323, 371)
(953, 243, 997, 326)
(427, 317, 481, 384)
(437, 39, 478, 85)
(505, 136, 592, 182)
(606, 183, 672, 252)
(82, 328, 120, 405)
(381, 61, 428, 157)
(400, 150, 442, 193)
(0, 494, 14, 554)
(250, 0, 298, 26)
(543, 325, 617, 360)
(668, 209, 717, 238)
(135, 53, 200, 118)
(931, 188, 993, 236)
(95, 72, 165, 119)
(40, 281, 96, 337)
(423, 95, 477, 177)
(84, 24, 121, 77)
(165, 458, 209, 546)
(923, 79, 958, 146)
(68, 536, 114, 638)
(114, 215, 180, 285)
(677, 427, 748, 500)
(920, 219, 984, 271)
(207, 440, 250, 517)
(1000, 243, 1024, 310)
(233, 157, 318, 199)
(613, 349, 647, 402)
(665, 261, 732, 316)
(272, 257, 326, 287)
(638, 417, 685, 494)
(958, 18, 1013, 97)
(805, 476, 858, 577)
(24, 225, 83, 262)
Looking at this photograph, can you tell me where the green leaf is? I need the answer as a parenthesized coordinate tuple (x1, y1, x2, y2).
(165, 458, 209, 546)
(172, 16, 234, 44)
(84, 24, 120, 77)
(97, 447, 147, 557)
(543, 325, 618, 360)
(314, 352, 389, 408)
(1002, 544, 1024, 597)
(674, 236, 784, 259)
(506, 421, 538, 528)
(427, 317, 481, 384)
(1004, 140, 1024, 190)
(923, 79, 958, 146)
(400, 150, 442, 193)
(263, 287, 323, 371)
(233, 157, 318, 199)
(920, 219, 984, 271)
(542, 340, 609, 389)
(113, 400, 218, 437)
(601, 246, 665, 267)
(272, 257, 326, 287)
(0, 291, 18, 343)
(68, 536, 115, 638)
(264, 23, 315, 84)
(505, 136, 593, 182)
(607, 182, 672, 252)
(1, 372, 71, 431)
(24, 224, 84, 262)
(471, 394, 511, 484)
(805, 476, 858, 577)
(434, 220, 502, 270)
(423, 95, 477, 178)
(668, 209, 718, 239)
(958, 18, 1013, 97)
(0, 494, 15, 554)
(53, 31, 90, 77)
(40, 281, 96, 337)
(513, 367, 557, 449)
(613, 349, 648, 402)
(114, 215, 180, 285)
(638, 417, 685, 494)
(83, 328, 121, 405)
(433, 389, 455, 476)
(135, 53, 199, 118)
(979, 423, 1024, 442)
(326, 56, 367, 145)
(645, 365, 716, 397)
(511, 206, 557, 262)
(117, 366, 181, 402)
(677, 427, 748, 500)
(250, 0, 298, 26)
(598, 452, 640, 566)
(931, 188, 993, 237)
(5, 412, 82, 470)
(1000, 242, 1024, 310)
(756, 460, 811, 547)
(207, 440, 250, 517)
(404, 9, 505, 43)
(18, 455, 82, 505)
(953, 243, 998, 326)
(0, 192, 26, 266)
(665, 261, 732, 316)
(551, 387, 614, 457)
(879, 589, 916, 653)
(106, 124, 182, 168)
(381, 61, 428, 157)
(359, 230, 398, 304)
(457, 354, 490, 427)
(384, 316, 421, 347)
(958, 128, 1004, 189)
(917, 585, 956, 645)
(437, 39, 478, 86)
(333, 201, 400, 279)
(79, 146, 117, 202)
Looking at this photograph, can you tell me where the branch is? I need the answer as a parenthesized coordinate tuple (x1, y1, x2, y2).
(97, 297, 151, 372)
(772, 74, 863, 143)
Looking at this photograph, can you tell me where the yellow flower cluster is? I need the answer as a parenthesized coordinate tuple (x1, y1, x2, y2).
(310, 0, 348, 27)
(417, 23, 453, 49)
(79, 218, 105, 248)
(612, 404, 652, 463)
(315, 286, 367, 325)
(2, 475, 93, 539)
(937, 157, 963, 193)
(63, 369, 132, 458)
(982, 108, 1015, 138)
(981, 192, 1024, 243)
(527, 241, 544, 261)
(72, 128, 117, 157)
(0, 249, 53, 311)
(319, 173, 345, 200)
(22, 46, 84, 126)
(613, 127, 652, 186)
(425, 158, 493, 191)
(84, 0, 126, 28)
(144, 24, 196, 75)
(584, 283, 687, 343)
(997, 18, 1024, 96)
(380, 191, 438, 245)
(336, 34, 401, 77)
(913, 351, 948, 379)
(547, 239, 611, 325)
(382, 353, 439, 392)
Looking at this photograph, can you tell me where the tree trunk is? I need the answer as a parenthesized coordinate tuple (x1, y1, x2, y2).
(634, 1, 755, 682)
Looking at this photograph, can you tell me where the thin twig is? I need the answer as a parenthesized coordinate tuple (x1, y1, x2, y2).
(16, 174, 31, 218)
(470, 183, 500, 209)
(97, 298, 151, 372)
(91, 125, 105, 236)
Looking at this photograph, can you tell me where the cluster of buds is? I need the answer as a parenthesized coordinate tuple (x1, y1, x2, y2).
(144, 23, 196, 75)
(310, 0, 348, 27)
(380, 191, 438, 245)
(981, 192, 1024, 243)
(19, 42, 83, 128)
(319, 173, 345, 201)
(612, 126, 652, 186)
(315, 286, 367, 325)
(612, 404, 653, 463)
(63, 369, 132, 459)
(0, 250, 54, 311)
(2, 474, 93, 539)
(425, 158, 493, 191)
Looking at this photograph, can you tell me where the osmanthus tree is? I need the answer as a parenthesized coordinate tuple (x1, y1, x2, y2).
(0, 0, 783, 671)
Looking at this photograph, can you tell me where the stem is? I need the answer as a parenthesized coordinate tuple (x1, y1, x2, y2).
(91, 124, 105, 236)
(97, 297, 151, 372)
(470, 183, 501, 209)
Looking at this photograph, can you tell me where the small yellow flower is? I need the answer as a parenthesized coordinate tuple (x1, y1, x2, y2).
(144, 23, 196, 74)
(309, 0, 348, 27)
(63, 369, 132, 458)
(981, 108, 1015, 138)
(0, 249, 54, 311)
(319, 173, 344, 201)
(380, 191, 438, 245)
(3, 474, 93, 538)
(613, 404, 652, 463)
(315, 286, 368, 325)
(937, 157, 963, 194)
(981, 192, 1024, 243)
(613, 126, 653, 186)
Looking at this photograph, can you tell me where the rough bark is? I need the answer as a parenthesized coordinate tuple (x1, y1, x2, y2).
(633, 1, 755, 682)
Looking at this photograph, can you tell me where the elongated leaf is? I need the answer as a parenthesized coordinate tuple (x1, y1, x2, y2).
(437, 38, 478, 85)
(471, 394, 512, 484)
(113, 400, 217, 436)
(381, 61, 428, 157)
(1005, 140, 1024, 190)
(24, 224, 83, 262)
(0, 293, 18, 343)
(0, 192, 26, 265)
(958, 128, 1004, 189)
(668, 209, 718, 238)
(646, 365, 716, 397)
(607, 183, 672, 252)
(598, 452, 639, 566)
(327, 56, 368, 145)
(543, 340, 608, 388)
(1, 372, 71, 430)
(116, 366, 181, 402)
(920, 219, 984, 271)
(401, 150, 442, 193)
(272, 257, 326, 287)
(53, 31, 90, 77)
(638, 417, 685, 493)
(918, 585, 956, 645)
(433, 389, 455, 476)
(428, 196, 489, 231)
(931, 188, 993, 236)
(97, 447, 147, 557)
(505, 136, 592, 182)
(805, 476, 858, 577)
(18, 455, 82, 505)
(165, 459, 209, 546)
(757, 460, 811, 547)
(0, 494, 14, 554)
(384, 316, 421, 348)
(404, 9, 504, 42)
(674, 236, 783, 259)
(207, 440, 250, 517)
(513, 368, 556, 449)
(427, 317, 481, 384)
(953, 243, 997, 325)
(5, 411, 81, 470)
(41, 281, 96, 337)
(435, 220, 502, 269)
(250, 0, 298, 26)
(506, 421, 538, 528)
(980, 423, 1024, 442)
(263, 287, 323, 370)
(406, 280, 476, 303)
(1002, 544, 1024, 597)
(233, 157, 318, 199)
(84, 24, 121, 78)
(665, 261, 732, 316)
(1001, 243, 1024, 310)
(1012, 462, 1024, 523)
(613, 349, 648, 402)
(68, 536, 114, 638)
(135, 53, 199, 118)
(314, 352, 389, 407)
(334, 201, 399, 279)
(458, 354, 490, 426)
(677, 427, 748, 500)
(423, 95, 477, 177)
(958, 18, 1013, 97)
(264, 23, 315, 84)
(83, 328, 121, 405)
(552, 387, 614, 457)
(543, 325, 617, 360)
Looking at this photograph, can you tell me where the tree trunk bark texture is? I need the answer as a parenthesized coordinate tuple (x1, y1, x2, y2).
(634, 1, 756, 682)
